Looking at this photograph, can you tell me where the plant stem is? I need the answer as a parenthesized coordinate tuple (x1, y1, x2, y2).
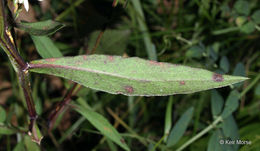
(0, 0, 27, 70)
(0, 0, 40, 143)
(176, 116, 223, 151)
(48, 83, 79, 130)
(18, 70, 37, 130)
(239, 73, 260, 98)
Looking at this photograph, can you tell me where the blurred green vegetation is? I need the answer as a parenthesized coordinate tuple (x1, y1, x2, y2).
(0, 0, 260, 150)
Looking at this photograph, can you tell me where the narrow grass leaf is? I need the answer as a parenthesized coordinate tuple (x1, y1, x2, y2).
(0, 106, 6, 123)
(255, 84, 260, 96)
(29, 55, 248, 96)
(164, 96, 173, 142)
(167, 107, 194, 147)
(17, 20, 65, 36)
(211, 90, 224, 117)
(73, 104, 130, 151)
(31, 36, 63, 58)
(221, 90, 240, 119)
(131, 0, 157, 60)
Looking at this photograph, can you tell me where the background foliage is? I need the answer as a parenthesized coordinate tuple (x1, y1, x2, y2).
(0, 0, 259, 150)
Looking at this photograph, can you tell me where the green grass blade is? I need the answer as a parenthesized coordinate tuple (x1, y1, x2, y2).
(131, 0, 157, 61)
(164, 96, 173, 142)
(73, 104, 130, 151)
(29, 55, 248, 96)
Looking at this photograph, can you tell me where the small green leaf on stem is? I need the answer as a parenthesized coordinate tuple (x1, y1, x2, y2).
(0, 125, 16, 135)
(17, 20, 65, 36)
(31, 36, 63, 58)
(221, 90, 240, 119)
(211, 90, 224, 117)
(167, 107, 194, 147)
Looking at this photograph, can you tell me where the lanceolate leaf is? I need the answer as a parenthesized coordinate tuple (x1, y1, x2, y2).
(29, 55, 248, 96)
(17, 20, 65, 36)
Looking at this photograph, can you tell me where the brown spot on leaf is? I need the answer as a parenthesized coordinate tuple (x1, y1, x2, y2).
(124, 86, 134, 94)
(43, 26, 48, 30)
(149, 60, 161, 66)
(76, 61, 83, 65)
(108, 56, 114, 62)
(179, 81, 185, 85)
(45, 58, 56, 62)
(104, 126, 112, 132)
(213, 73, 224, 82)
(120, 138, 126, 144)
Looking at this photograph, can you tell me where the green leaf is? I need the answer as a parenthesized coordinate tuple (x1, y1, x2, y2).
(240, 21, 255, 34)
(222, 115, 239, 139)
(29, 55, 248, 96)
(236, 16, 247, 27)
(164, 96, 173, 142)
(88, 30, 130, 55)
(13, 141, 26, 151)
(233, 62, 246, 87)
(221, 115, 239, 151)
(220, 56, 230, 73)
(24, 135, 41, 151)
(17, 20, 65, 36)
(252, 10, 260, 24)
(240, 123, 260, 140)
(255, 83, 260, 96)
(0, 125, 16, 135)
(167, 107, 194, 147)
(221, 90, 240, 119)
(31, 36, 63, 58)
(207, 130, 224, 151)
(73, 104, 130, 151)
(186, 46, 204, 59)
(0, 106, 6, 123)
(210, 90, 224, 117)
(234, 0, 250, 16)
